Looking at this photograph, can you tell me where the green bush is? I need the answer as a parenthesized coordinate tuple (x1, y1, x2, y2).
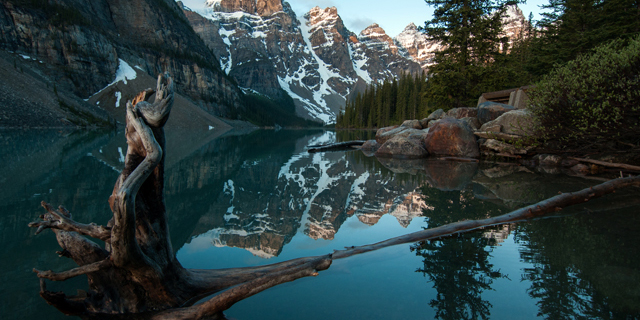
(528, 36, 640, 151)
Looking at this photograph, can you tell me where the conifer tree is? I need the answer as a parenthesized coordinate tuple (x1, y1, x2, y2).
(421, 0, 518, 109)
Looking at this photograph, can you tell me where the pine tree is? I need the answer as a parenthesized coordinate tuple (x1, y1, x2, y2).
(421, 0, 518, 109)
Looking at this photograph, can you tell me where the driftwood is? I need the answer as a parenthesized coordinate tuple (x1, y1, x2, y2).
(307, 140, 366, 153)
(568, 156, 640, 172)
(474, 131, 526, 142)
(28, 74, 640, 319)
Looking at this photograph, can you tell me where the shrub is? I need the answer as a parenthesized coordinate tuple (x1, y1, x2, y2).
(528, 36, 640, 151)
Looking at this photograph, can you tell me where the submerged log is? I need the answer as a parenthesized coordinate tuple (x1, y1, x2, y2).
(28, 73, 640, 320)
(307, 140, 366, 153)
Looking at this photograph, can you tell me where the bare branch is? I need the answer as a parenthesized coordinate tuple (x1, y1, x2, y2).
(34, 258, 112, 281)
(29, 202, 111, 241)
(153, 255, 332, 320)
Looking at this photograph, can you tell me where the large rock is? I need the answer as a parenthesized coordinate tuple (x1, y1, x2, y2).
(479, 109, 537, 136)
(375, 135, 428, 159)
(360, 139, 380, 157)
(446, 107, 478, 119)
(460, 117, 481, 131)
(477, 102, 515, 124)
(375, 125, 400, 144)
(423, 118, 479, 158)
(375, 126, 425, 145)
(401, 119, 423, 129)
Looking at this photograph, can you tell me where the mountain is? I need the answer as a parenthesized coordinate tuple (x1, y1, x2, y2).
(182, 1, 422, 124)
(0, 0, 245, 123)
(393, 4, 528, 68)
(394, 23, 442, 69)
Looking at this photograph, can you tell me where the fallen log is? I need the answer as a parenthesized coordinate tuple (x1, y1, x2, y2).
(307, 140, 366, 153)
(568, 157, 640, 172)
(332, 174, 640, 259)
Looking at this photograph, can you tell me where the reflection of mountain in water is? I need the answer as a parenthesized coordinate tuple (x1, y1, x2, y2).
(186, 131, 427, 257)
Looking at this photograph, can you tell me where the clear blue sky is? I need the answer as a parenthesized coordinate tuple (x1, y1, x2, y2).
(178, 0, 550, 37)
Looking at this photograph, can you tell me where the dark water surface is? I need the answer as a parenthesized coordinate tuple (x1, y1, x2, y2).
(1, 129, 639, 320)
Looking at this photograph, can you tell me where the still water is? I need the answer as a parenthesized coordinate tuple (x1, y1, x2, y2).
(1, 128, 639, 320)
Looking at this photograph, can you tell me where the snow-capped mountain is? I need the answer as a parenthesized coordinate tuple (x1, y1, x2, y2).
(394, 23, 443, 69)
(393, 4, 528, 68)
(180, 1, 527, 124)
(181, 1, 421, 124)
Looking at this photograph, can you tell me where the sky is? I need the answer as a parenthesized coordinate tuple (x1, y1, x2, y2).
(178, 0, 550, 37)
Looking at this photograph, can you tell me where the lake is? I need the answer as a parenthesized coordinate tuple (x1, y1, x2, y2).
(1, 128, 639, 320)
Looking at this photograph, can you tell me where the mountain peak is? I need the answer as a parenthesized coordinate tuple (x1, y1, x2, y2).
(359, 23, 398, 54)
(402, 22, 418, 32)
(206, 0, 283, 16)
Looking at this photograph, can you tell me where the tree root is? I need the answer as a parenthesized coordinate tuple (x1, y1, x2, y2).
(29, 202, 111, 241)
(33, 259, 112, 281)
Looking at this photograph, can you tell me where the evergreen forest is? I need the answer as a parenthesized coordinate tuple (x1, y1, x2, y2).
(336, 0, 640, 129)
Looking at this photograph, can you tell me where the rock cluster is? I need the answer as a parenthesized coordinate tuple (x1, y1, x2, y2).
(363, 102, 539, 159)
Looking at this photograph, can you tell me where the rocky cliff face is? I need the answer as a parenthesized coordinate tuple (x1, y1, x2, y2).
(501, 4, 527, 49)
(0, 0, 243, 122)
(184, 1, 422, 124)
(394, 23, 442, 69)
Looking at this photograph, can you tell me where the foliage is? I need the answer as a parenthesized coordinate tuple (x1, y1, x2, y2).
(236, 90, 323, 127)
(421, 0, 521, 109)
(528, 0, 640, 76)
(528, 36, 640, 151)
(336, 72, 427, 128)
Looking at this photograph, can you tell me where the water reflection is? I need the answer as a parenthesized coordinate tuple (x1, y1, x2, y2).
(1, 129, 640, 319)
(412, 187, 507, 320)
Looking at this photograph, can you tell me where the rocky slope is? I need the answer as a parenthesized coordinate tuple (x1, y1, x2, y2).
(0, 0, 243, 127)
(183, 1, 422, 124)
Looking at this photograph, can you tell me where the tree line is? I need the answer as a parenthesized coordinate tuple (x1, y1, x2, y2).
(337, 0, 639, 129)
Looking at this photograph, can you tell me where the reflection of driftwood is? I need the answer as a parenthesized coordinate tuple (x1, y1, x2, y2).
(28, 75, 640, 320)
(568, 157, 640, 172)
(308, 140, 366, 153)
(437, 157, 479, 163)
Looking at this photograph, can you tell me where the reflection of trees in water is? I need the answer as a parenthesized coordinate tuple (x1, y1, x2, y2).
(414, 236, 502, 320)
(516, 209, 640, 319)
(414, 186, 507, 320)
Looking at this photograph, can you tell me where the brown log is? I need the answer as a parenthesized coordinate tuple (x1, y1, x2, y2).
(308, 140, 366, 153)
(332, 174, 640, 260)
(568, 156, 640, 172)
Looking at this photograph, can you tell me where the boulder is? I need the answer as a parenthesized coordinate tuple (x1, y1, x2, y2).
(407, 128, 429, 145)
(446, 107, 478, 119)
(375, 125, 402, 144)
(360, 139, 380, 157)
(534, 154, 563, 166)
(477, 101, 515, 124)
(375, 135, 429, 159)
(401, 119, 423, 130)
(426, 108, 445, 121)
(423, 118, 479, 158)
(460, 117, 481, 131)
(479, 109, 537, 136)
(482, 139, 531, 155)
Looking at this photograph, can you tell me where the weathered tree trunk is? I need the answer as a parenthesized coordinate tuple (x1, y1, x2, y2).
(29, 74, 640, 319)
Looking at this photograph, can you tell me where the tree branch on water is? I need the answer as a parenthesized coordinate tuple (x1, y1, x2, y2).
(28, 73, 640, 319)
